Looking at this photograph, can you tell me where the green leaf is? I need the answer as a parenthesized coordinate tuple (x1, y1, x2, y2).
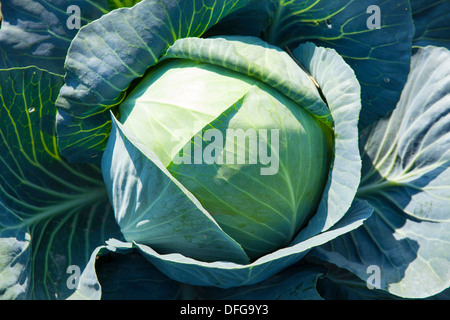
(0, 67, 121, 299)
(71, 245, 325, 300)
(291, 42, 362, 240)
(411, 0, 450, 49)
(55, 0, 251, 163)
(118, 52, 264, 168)
(168, 84, 332, 259)
(313, 46, 450, 299)
(0, 0, 142, 75)
(101, 114, 251, 264)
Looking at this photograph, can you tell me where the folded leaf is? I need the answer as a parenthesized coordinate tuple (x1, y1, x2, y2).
(101, 114, 250, 264)
(292, 42, 362, 240)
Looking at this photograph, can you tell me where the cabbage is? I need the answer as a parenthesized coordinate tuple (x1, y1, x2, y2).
(117, 37, 333, 258)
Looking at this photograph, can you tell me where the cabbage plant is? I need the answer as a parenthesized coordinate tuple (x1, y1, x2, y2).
(0, 0, 449, 300)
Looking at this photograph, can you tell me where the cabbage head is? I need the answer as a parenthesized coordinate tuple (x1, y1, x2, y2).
(113, 36, 334, 260)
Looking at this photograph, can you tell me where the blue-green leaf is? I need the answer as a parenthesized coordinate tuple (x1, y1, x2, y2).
(192, 263, 324, 300)
(55, 0, 251, 163)
(70, 244, 325, 300)
(0, 67, 121, 300)
(411, 0, 450, 49)
(270, 0, 414, 129)
(0, 0, 142, 75)
(292, 42, 362, 240)
(208, 0, 414, 129)
(203, 0, 273, 38)
(313, 46, 450, 299)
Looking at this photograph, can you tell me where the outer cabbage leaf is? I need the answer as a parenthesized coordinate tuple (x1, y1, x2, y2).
(0, 0, 142, 75)
(270, 0, 414, 130)
(65, 245, 111, 300)
(411, 0, 450, 49)
(206, 0, 415, 129)
(292, 42, 361, 239)
(191, 263, 324, 300)
(203, 0, 273, 38)
(0, 67, 121, 300)
(55, 0, 251, 163)
(312, 46, 450, 299)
